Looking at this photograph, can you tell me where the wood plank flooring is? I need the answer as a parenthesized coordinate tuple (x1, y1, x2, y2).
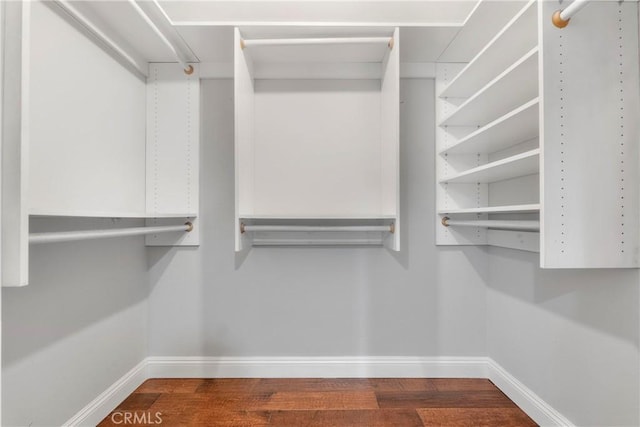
(98, 378, 537, 426)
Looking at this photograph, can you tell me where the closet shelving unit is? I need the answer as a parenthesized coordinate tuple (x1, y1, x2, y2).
(436, 0, 540, 251)
(436, 0, 640, 268)
(1, 1, 199, 286)
(234, 27, 400, 251)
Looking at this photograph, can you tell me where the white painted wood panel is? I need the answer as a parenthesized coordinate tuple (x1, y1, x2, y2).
(234, 28, 255, 252)
(435, 63, 487, 246)
(439, 204, 540, 215)
(441, 149, 539, 184)
(145, 63, 200, 246)
(243, 40, 390, 64)
(440, 1, 537, 99)
(1, 1, 29, 287)
(381, 27, 400, 251)
(489, 174, 539, 207)
(437, 1, 526, 63)
(252, 79, 383, 216)
(28, 1, 146, 216)
(442, 99, 539, 155)
(29, 209, 197, 219)
(487, 229, 539, 253)
(440, 48, 538, 127)
(540, 0, 640, 268)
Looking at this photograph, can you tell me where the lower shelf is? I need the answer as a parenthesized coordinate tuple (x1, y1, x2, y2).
(239, 217, 396, 247)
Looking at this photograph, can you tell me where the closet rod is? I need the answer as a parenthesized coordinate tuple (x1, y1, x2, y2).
(127, 0, 194, 75)
(241, 37, 394, 49)
(241, 223, 395, 233)
(441, 217, 539, 232)
(29, 222, 193, 244)
(252, 238, 384, 246)
(552, 0, 590, 28)
(51, 0, 148, 77)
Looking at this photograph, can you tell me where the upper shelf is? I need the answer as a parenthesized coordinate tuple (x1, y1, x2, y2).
(439, 1, 537, 99)
(239, 28, 395, 64)
(441, 98, 539, 155)
(438, 204, 541, 215)
(29, 209, 197, 219)
(439, 47, 538, 127)
(440, 148, 540, 184)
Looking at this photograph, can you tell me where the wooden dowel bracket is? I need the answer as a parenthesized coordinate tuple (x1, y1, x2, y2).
(552, 10, 570, 28)
(389, 223, 395, 233)
(240, 222, 246, 234)
(388, 37, 395, 50)
(240, 39, 246, 50)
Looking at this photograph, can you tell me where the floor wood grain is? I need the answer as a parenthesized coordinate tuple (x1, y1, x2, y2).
(98, 378, 537, 426)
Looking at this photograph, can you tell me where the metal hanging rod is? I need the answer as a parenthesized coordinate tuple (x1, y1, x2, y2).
(30, 222, 193, 244)
(552, 0, 590, 28)
(240, 223, 395, 233)
(441, 217, 539, 232)
(127, 0, 194, 75)
(241, 36, 394, 50)
(252, 238, 385, 246)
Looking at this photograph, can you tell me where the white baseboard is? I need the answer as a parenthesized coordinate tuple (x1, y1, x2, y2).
(63, 360, 148, 427)
(488, 359, 574, 427)
(65, 356, 571, 427)
(146, 356, 488, 379)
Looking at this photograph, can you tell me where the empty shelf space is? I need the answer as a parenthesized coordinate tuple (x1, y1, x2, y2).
(440, 99, 539, 155)
(29, 209, 197, 219)
(439, 48, 539, 127)
(439, 1, 537, 99)
(440, 148, 539, 184)
(438, 204, 540, 215)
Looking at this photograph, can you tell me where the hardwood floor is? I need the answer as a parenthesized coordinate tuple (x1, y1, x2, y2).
(98, 378, 537, 426)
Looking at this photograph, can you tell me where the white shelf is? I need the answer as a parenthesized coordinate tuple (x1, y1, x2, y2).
(441, 99, 539, 155)
(29, 209, 197, 219)
(439, 1, 537, 99)
(440, 149, 539, 184)
(438, 204, 540, 215)
(437, 1, 527, 63)
(440, 47, 538, 127)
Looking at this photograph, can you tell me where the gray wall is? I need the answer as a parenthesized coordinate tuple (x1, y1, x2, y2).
(486, 247, 640, 426)
(2, 3, 150, 424)
(2, 219, 149, 426)
(147, 79, 488, 357)
(5, 66, 635, 427)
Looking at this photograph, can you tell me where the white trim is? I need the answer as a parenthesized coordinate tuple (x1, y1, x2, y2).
(488, 359, 575, 427)
(146, 356, 488, 379)
(63, 360, 148, 427)
(65, 356, 573, 427)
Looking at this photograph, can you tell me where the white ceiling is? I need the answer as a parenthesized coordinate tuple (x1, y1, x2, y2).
(71, 1, 528, 66)
(158, 1, 480, 25)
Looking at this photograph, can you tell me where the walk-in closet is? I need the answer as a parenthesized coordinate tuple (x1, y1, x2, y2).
(1, 1, 639, 425)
